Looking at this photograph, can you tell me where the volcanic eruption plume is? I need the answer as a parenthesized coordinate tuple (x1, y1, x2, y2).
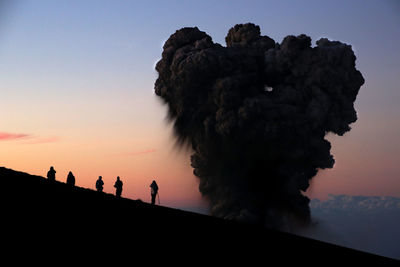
(154, 23, 364, 230)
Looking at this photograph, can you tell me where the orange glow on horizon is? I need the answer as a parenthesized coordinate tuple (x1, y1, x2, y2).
(0, 123, 207, 208)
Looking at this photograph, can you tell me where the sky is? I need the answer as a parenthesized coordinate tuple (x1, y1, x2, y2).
(0, 0, 399, 211)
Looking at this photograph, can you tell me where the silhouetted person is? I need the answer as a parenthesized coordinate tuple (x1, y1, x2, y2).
(47, 166, 56, 181)
(96, 176, 104, 192)
(114, 176, 123, 198)
(150, 180, 159, 205)
(66, 171, 75, 186)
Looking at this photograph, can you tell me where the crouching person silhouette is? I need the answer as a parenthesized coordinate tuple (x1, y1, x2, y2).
(47, 166, 56, 181)
(114, 176, 123, 198)
(66, 171, 75, 186)
(96, 176, 104, 192)
(150, 180, 159, 205)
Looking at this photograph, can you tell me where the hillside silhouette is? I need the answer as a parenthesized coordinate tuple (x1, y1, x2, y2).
(0, 166, 397, 264)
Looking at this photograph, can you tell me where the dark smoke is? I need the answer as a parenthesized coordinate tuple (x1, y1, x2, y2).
(154, 23, 364, 230)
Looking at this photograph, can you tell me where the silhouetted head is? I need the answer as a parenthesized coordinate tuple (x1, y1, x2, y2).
(117, 176, 120, 180)
(50, 166, 54, 170)
(99, 176, 102, 180)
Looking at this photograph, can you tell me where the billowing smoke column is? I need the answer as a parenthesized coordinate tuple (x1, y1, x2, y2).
(154, 23, 364, 229)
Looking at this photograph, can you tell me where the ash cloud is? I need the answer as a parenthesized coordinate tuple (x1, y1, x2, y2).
(154, 23, 364, 230)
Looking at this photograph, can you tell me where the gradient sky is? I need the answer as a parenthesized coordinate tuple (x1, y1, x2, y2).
(0, 0, 399, 210)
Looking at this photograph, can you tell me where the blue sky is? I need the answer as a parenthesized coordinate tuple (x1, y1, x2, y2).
(2, 0, 399, 112)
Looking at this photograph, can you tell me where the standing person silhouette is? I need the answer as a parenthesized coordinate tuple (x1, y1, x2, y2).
(150, 180, 159, 205)
(47, 166, 56, 181)
(66, 171, 75, 186)
(96, 176, 104, 192)
(114, 176, 123, 198)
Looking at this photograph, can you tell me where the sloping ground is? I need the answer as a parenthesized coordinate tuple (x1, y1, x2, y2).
(0, 166, 397, 264)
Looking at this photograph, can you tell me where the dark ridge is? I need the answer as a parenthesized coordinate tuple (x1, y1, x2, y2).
(0, 166, 396, 264)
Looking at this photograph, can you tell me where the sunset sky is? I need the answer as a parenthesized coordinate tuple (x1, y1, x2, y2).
(1, 0, 399, 211)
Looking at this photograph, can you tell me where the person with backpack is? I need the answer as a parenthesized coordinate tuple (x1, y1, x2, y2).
(96, 176, 104, 192)
(47, 166, 56, 181)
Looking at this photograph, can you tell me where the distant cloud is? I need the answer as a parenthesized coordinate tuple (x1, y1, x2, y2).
(0, 132, 60, 144)
(124, 149, 157, 156)
(307, 195, 400, 260)
(310, 194, 400, 213)
(0, 132, 30, 141)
